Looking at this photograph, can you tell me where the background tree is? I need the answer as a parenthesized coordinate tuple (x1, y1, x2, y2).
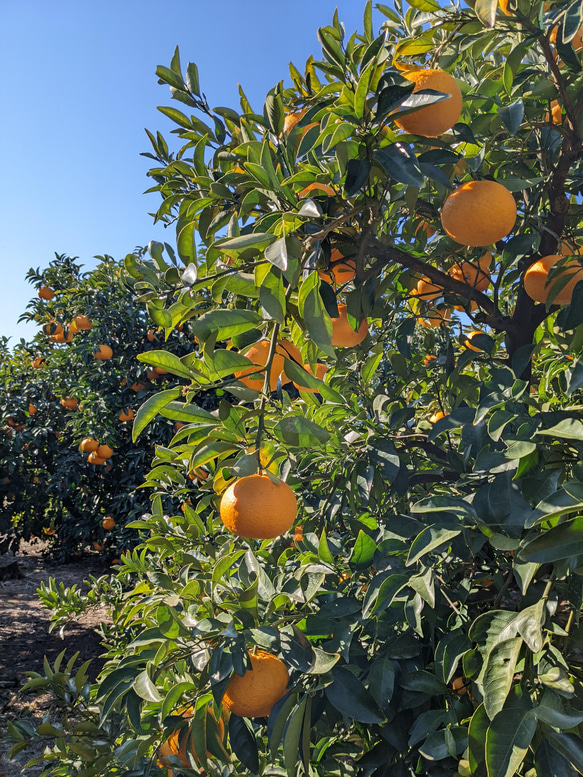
(7, 1, 583, 776)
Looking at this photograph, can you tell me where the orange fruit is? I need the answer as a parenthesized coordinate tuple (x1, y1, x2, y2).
(28, 404, 37, 415)
(88, 452, 106, 465)
(80, 438, 99, 453)
(158, 707, 224, 769)
(131, 382, 146, 392)
(31, 357, 46, 369)
(60, 397, 79, 410)
(430, 410, 445, 423)
(147, 329, 156, 342)
(419, 307, 452, 328)
(448, 254, 491, 292)
(146, 368, 158, 381)
(559, 240, 581, 256)
(119, 408, 135, 422)
(414, 277, 443, 301)
(550, 24, 583, 51)
(441, 180, 517, 246)
(220, 473, 297, 538)
(93, 344, 113, 360)
(524, 255, 583, 305)
(282, 108, 306, 135)
(222, 651, 289, 717)
(71, 315, 92, 331)
(549, 101, 562, 124)
(423, 355, 436, 366)
(234, 340, 301, 391)
(153, 366, 168, 376)
(37, 286, 55, 301)
(102, 516, 116, 531)
(43, 321, 63, 337)
(96, 444, 113, 459)
(319, 249, 356, 285)
(43, 527, 56, 536)
(452, 676, 470, 695)
(52, 329, 74, 344)
(499, 0, 511, 14)
(293, 363, 329, 393)
(415, 220, 436, 239)
(92, 541, 104, 552)
(189, 467, 209, 481)
(465, 331, 486, 351)
(394, 69, 463, 137)
(331, 304, 368, 347)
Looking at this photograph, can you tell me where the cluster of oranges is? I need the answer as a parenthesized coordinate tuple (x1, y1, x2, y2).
(80, 437, 114, 467)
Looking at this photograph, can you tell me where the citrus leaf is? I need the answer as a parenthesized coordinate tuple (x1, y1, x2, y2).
(132, 388, 181, 442)
(485, 708, 536, 777)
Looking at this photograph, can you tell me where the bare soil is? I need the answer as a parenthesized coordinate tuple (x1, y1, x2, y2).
(0, 542, 111, 776)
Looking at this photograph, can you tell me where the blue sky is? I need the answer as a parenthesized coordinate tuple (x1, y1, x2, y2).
(0, 1, 376, 344)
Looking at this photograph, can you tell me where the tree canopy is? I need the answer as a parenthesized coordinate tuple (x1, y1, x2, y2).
(6, 1, 583, 776)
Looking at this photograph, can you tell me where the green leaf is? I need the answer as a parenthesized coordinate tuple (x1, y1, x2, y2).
(137, 350, 194, 379)
(161, 682, 196, 720)
(498, 99, 524, 135)
(273, 416, 330, 447)
(400, 670, 447, 696)
(534, 704, 583, 730)
(282, 358, 343, 403)
(534, 738, 574, 777)
(257, 265, 286, 323)
(485, 708, 537, 777)
(468, 703, 489, 773)
(351, 530, 377, 569)
(228, 715, 259, 772)
(407, 0, 440, 10)
(546, 731, 583, 773)
(521, 517, 583, 563)
(160, 401, 217, 425)
(406, 525, 462, 566)
(475, 0, 497, 27)
(191, 309, 264, 343)
(318, 528, 334, 564)
(537, 419, 583, 441)
(215, 232, 277, 255)
(324, 666, 385, 724)
(283, 697, 307, 777)
(264, 237, 289, 272)
(298, 271, 334, 357)
(132, 388, 181, 442)
(483, 637, 523, 720)
(133, 669, 163, 702)
(375, 143, 424, 188)
(371, 574, 410, 616)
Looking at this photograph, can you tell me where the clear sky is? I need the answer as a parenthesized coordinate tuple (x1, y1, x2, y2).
(0, 0, 377, 345)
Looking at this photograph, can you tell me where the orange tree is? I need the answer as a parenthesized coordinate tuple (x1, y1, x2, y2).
(8, 1, 583, 776)
(0, 251, 217, 559)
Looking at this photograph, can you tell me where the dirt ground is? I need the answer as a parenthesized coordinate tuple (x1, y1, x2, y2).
(0, 542, 111, 776)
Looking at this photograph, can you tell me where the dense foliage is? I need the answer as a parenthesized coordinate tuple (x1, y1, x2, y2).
(6, 0, 583, 776)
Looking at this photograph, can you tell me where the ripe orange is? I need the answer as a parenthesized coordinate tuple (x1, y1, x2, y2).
(559, 240, 581, 256)
(222, 651, 289, 717)
(96, 444, 113, 459)
(549, 101, 562, 124)
(234, 340, 301, 391)
(31, 357, 46, 369)
(220, 473, 297, 538)
(93, 344, 113, 360)
(448, 254, 491, 291)
(43, 321, 63, 337)
(28, 404, 37, 415)
(131, 382, 146, 392)
(153, 366, 168, 376)
(146, 368, 158, 381)
(441, 180, 517, 246)
(119, 408, 135, 422)
(158, 707, 224, 769)
(92, 541, 104, 552)
(102, 516, 116, 531)
(43, 527, 56, 536)
(413, 277, 443, 301)
(423, 355, 436, 366)
(60, 397, 78, 410)
(524, 255, 583, 305)
(52, 329, 74, 344)
(319, 249, 356, 285)
(419, 307, 452, 328)
(146, 329, 156, 342)
(395, 69, 463, 137)
(293, 363, 329, 393)
(499, 0, 511, 14)
(415, 220, 436, 239)
(80, 438, 99, 453)
(430, 410, 445, 423)
(71, 315, 92, 331)
(88, 452, 106, 465)
(331, 304, 368, 347)
(465, 331, 486, 351)
(37, 286, 55, 301)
